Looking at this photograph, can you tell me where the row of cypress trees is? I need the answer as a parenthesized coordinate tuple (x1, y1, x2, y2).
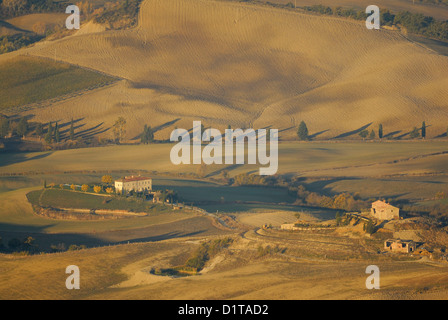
(297, 121, 428, 140)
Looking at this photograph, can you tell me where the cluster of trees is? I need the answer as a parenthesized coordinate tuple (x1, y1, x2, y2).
(0, 235, 38, 254)
(0, 33, 43, 54)
(0, 115, 30, 138)
(304, 5, 448, 41)
(0, 116, 80, 143)
(0, 0, 64, 19)
(232, 172, 267, 186)
(141, 124, 154, 144)
(153, 189, 178, 203)
(185, 238, 233, 271)
(93, 0, 142, 29)
(50, 243, 87, 252)
(294, 185, 368, 211)
(334, 212, 376, 234)
(304, 4, 368, 20)
(46, 175, 115, 194)
(0, 235, 89, 254)
(43, 119, 76, 143)
(417, 0, 448, 5)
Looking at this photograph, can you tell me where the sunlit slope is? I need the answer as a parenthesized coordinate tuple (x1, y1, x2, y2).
(25, 0, 448, 139)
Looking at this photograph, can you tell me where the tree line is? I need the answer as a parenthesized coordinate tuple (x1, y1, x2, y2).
(303, 4, 448, 41)
(0, 0, 65, 19)
(296, 120, 434, 140)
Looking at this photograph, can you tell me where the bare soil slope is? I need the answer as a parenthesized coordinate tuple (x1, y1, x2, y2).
(13, 0, 448, 139)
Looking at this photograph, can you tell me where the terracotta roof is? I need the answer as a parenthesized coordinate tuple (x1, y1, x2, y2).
(116, 176, 151, 183)
(372, 200, 396, 209)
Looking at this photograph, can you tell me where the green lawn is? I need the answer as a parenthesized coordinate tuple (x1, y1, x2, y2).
(0, 187, 195, 234)
(0, 55, 116, 110)
(28, 188, 168, 213)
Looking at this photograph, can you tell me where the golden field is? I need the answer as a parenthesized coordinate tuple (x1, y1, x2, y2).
(0, 0, 446, 140)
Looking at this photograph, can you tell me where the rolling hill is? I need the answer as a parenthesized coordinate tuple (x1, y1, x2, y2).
(2, 0, 448, 140)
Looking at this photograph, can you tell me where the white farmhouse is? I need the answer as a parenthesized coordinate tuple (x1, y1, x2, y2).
(114, 176, 152, 193)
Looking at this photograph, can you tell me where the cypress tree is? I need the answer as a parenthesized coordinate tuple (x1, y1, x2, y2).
(17, 117, 28, 138)
(35, 123, 43, 138)
(54, 122, 60, 143)
(410, 127, 420, 139)
(69, 118, 75, 140)
(297, 121, 309, 141)
(421, 121, 426, 139)
(378, 124, 383, 139)
(0, 118, 9, 138)
(45, 122, 53, 144)
(141, 125, 148, 144)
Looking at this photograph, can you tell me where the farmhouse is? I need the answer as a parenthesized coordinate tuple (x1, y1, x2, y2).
(114, 176, 152, 193)
(371, 200, 400, 220)
(384, 239, 416, 253)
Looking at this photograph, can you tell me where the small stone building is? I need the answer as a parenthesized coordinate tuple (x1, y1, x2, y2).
(115, 176, 152, 193)
(384, 239, 416, 253)
(371, 200, 400, 220)
(280, 223, 296, 230)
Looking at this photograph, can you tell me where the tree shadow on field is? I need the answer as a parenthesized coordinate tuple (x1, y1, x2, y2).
(279, 126, 295, 133)
(0, 20, 30, 33)
(0, 222, 210, 252)
(332, 123, 372, 139)
(309, 129, 330, 139)
(112, 230, 208, 244)
(208, 164, 244, 178)
(71, 122, 111, 139)
(394, 124, 432, 140)
(131, 118, 181, 141)
(383, 130, 402, 139)
(304, 177, 361, 196)
(56, 118, 84, 131)
(0, 150, 52, 168)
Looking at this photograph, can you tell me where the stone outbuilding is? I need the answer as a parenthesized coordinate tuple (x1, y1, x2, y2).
(384, 239, 416, 253)
(371, 200, 400, 220)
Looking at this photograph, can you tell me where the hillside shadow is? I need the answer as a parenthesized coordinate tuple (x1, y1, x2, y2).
(0, 20, 30, 33)
(394, 124, 432, 140)
(131, 118, 181, 140)
(304, 177, 360, 196)
(0, 150, 52, 168)
(154, 118, 181, 133)
(208, 164, 244, 178)
(309, 129, 329, 139)
(0, 222, 210, 252)
(383, 130, 402, 139)
(70, 122, 110, 139)
(113, 230, 208, 244)
(332, 123, 372, 139)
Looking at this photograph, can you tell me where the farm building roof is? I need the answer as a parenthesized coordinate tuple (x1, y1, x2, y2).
(116, 176, 152, 183)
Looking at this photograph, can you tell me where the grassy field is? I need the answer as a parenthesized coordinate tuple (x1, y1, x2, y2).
(0, 187, 197, 234)
(5, 13, 66, 35)
(11, 0, 447, 141)
(238, 0, 448, 21)
(1, 236, 447, 300)
(1, 141, 447, 232)
(28, 188, 169, 213)
(0, 55, 116, 110)
(2, 141, 448, 178)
